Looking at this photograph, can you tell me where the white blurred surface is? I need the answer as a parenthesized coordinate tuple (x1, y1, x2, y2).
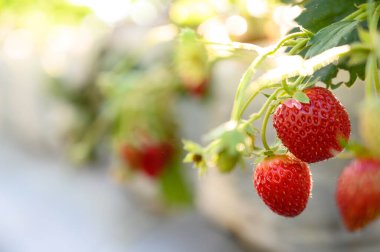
(0, 137, 246, 252)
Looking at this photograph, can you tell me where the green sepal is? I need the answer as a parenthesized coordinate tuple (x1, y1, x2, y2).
(293, 91, 310, 104)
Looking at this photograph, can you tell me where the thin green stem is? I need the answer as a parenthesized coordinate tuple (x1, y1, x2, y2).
(342, 6, 366, 21)
(238, 83, 281, 119)
(241, 87, 283, 128)
(205, 139, 221, 153)
(288, 38, 308, 55)
(283, 40, 299, 47)
(281, 79, 293, 94)
(371, 54, 380, 95)
(368, 1, 380, 32)
(231, 32, 309, 121)
(355, 12, 368, 21)
(350, 43, 372, 52)
(293, 75, 306, 85)
(364, 1, 380, 97)
(365, 55, 375, 97)
(261, 104, 276, 151)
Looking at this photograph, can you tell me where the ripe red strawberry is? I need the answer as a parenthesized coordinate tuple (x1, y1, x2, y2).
(253, 155, 312, 217)
(336, 159, 380, 231)
(273, 87, 351, 163)
(140, 142, 174, 178)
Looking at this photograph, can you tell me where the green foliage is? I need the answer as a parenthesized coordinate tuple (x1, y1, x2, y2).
(159, 155, 193, 206)
(295, 0, 366, 33)
(294, 1, 371, 88)
(0, 0, 92, 23)
(305, 21, 360, 58)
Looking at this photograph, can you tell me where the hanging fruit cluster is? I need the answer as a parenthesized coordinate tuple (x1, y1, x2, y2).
(184, 0, 380, 231)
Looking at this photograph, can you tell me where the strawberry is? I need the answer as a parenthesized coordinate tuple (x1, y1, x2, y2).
(273, 87, 351, 163)
(359, 98, 380, 158)
(215, 149, 240, 173)
(185, 78, 208, 97)
(336, 158, 380, 231)
(140, 142, 174, 178)
(120, 142, 174, 178)
(253, 155, 312, 217)
(175, 29, 209, 97)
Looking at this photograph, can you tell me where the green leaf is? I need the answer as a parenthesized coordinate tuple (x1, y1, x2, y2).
(300, 18, 365, 87)
(331, 82, 344, 90)
(295, 0, 366, 33)
(293, 91, 310, 104)
(159, 158, 193, 206)
(305, 21, 360, 58)
(311, 64, 339, 88)
(339, 60, 366, 87)
(290, 0, 370, 88)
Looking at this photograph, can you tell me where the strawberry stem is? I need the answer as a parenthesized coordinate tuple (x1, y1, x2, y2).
(364, 2, 380, 98)
(281, 79, 294, 95)
(342, 5, 366, 21)
(231, 32, 309, 121)
(371, 54, 380, 95)
(261, 103, 277, 152)
(365, 55, 375, 97)
(241, 87, 283, 128)
(288, 38, 308, 55)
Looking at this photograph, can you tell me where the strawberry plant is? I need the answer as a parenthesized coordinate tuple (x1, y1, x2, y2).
(184, 0, 380, 231)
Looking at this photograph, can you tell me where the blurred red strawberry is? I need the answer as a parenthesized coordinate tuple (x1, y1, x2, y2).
(140, 142, 174, 178)
(121, 141, 174, 178)
(336, 158, 380, 231)
(184, 78, 208, 97)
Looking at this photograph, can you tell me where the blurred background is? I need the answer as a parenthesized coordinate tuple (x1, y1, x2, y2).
(1, 0, 379, 252)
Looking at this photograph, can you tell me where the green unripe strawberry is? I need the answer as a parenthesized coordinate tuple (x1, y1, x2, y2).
(215, 149, 240, 173)
(175, 29, 210, 97)
(359, 98, 380, 158)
